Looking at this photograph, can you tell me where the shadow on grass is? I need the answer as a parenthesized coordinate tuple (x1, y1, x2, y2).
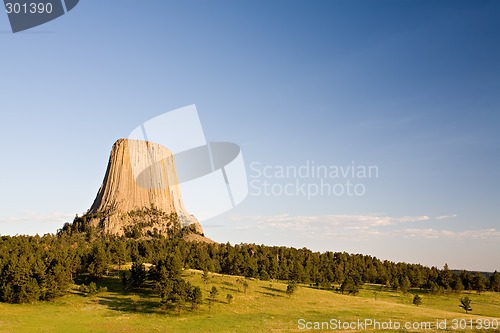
(261, 286, 285, 294)
(205, 298, 228, 304)
(98, 295, 161, 314)
(75, 275, 158, 297)
(74, 273, 123, 292)
(221, 286, 240, 293)
(257, 291, 284, 298)
(72, 273, 167, 314)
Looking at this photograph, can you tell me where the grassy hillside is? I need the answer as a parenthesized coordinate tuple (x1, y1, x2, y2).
(0, 268, 498, 333)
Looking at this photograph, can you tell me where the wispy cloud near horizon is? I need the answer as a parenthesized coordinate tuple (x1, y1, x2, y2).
(0, 212, 75, 224)
(435, 214, 458, 220)
(0, 212, 74, 235)
(229, 213, 499, 241)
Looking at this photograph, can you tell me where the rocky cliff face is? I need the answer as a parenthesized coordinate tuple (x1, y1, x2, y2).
(84, 138, 204, 237)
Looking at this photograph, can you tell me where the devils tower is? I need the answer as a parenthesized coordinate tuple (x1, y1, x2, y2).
(81, 138, 204, 238)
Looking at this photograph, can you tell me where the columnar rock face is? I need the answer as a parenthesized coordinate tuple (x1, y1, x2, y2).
(85, 138, 203, 237)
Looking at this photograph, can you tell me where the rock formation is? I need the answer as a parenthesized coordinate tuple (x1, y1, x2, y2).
(83, 138, 204, 238)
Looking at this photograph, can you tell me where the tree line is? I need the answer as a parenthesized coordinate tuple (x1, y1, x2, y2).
(0, 230, 499, 304)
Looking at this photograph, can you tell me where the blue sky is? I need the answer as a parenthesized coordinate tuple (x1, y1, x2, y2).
(0, 0, 499, 271)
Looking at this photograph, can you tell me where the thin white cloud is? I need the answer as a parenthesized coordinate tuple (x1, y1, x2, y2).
(231, 213, 430, 228)
(398, 228, 500, 240)
(229, 214, 498, 241)
(435, 214, 458, 220)
(0, 212, 74, 235)
(0, 212, 74, 224)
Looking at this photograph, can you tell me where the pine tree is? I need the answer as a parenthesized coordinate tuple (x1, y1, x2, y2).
(472, 273, 486, 294)
(286, 281, 298, 297)
(459, 296, 472, 314)
(87, 243, 109, 280)
(340, 276, 359, 295)
(130, 262, 147, 288)
(202, 269, 210, 284)
(209, 286, 219, 300)
(489, 271, 500, 292)
(400, 276, 411, 294)
(451, 276, 464, 293)
(189, 286, 203, 309)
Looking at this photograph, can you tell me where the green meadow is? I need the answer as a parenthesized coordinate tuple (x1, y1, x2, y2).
(0, 269, 498, 333)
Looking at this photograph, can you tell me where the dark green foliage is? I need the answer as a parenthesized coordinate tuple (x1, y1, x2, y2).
(189, 286, 203, 309)
(149, 256, 181, 303)
(42, 257, 72, 300)
(120, 271, 128, 286)
(459, 296, 472, 314)
(451, 276, 464, 293)
(122, 210, 182, 239)
(110, 240, 128, 270)
(472, 273, 487, 294)
(340, 276, 359, 296)
(78, 284, 88, 293)
(87, 243, 109, 280)
(400, 276, 411, 294)
(148, 255, 201, 311)
(490, 271, 500, 292)
(235, 278, 250, 293)
(202, 269, 210, 284)
(168, 278, 191, 306)
(0, 234, 85, 303)
(88, 282, 97, 295)
(0, 223, 499, 305)
(206, 286, 218, 309)
(242, 280, 249, 293)
(130, 262, 147, 288)
(79, 282, 107, 296)
(209, 286, 219, 300)
(459, 270, 473, 290)
(437, 264, 452, 290)
(286, 281, 297, 297)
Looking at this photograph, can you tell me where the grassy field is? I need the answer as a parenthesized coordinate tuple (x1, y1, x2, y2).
(0, 268, 498, 333)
